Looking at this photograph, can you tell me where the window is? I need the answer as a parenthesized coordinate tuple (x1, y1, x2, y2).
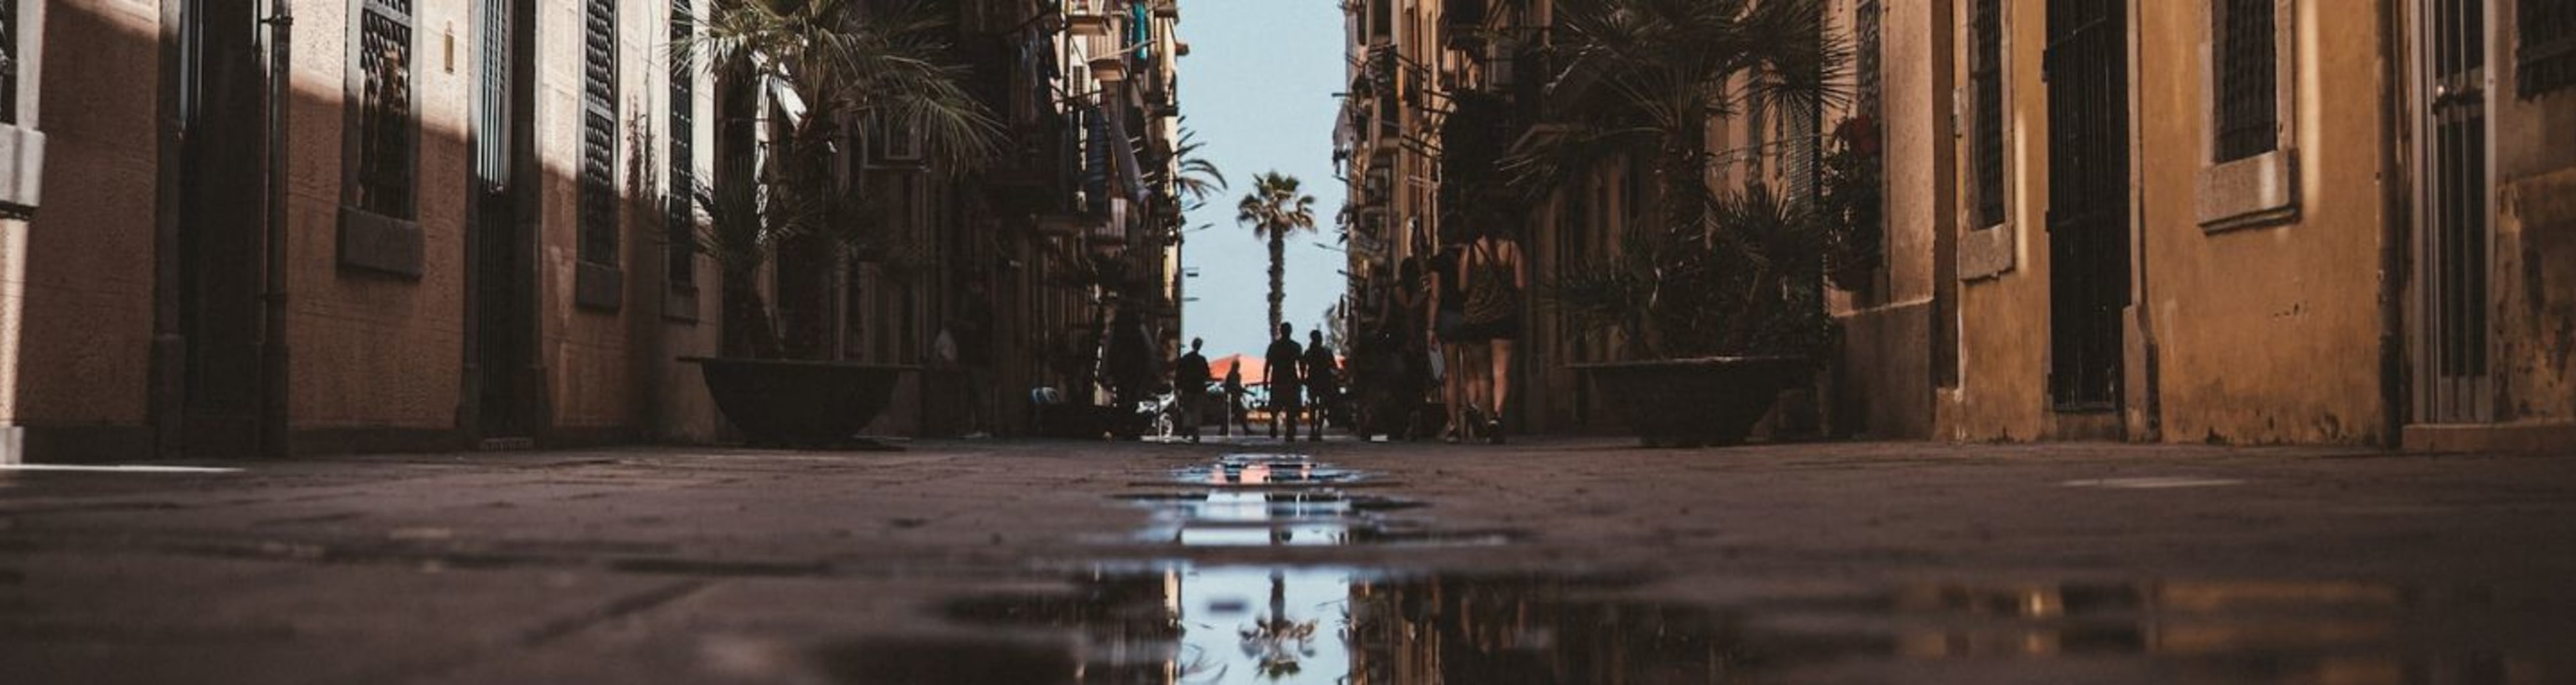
(2522, 0, 2576, 97)
(2213, 0, 2277, 162)
(2194, 0, 2298, 231)
(356, 0, 417, 218)
(0, 0, 45, 215)
(2, 0, 19, 127)
(1970, 0, 2005, 229)
(870, 113, 922, 165)
(667, 0, 696, 289)
(580, 0, 619, 268)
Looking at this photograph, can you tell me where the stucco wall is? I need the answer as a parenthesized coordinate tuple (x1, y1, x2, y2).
(1941, 0, 2051, 443)
(2486, 17, 2576, 427)
(1828, 0, 1953, 439)
(2132, 0, 2390, 444)
(11, 0, 162, 434)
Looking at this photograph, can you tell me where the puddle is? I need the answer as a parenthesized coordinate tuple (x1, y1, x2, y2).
(822, 568, 2571, 684)
(1170, 454, 1371, 488)
(1122, 455, 1508, 547)
(894, 453, 2576, 683)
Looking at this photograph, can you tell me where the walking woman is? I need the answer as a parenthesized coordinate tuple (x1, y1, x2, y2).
(1458, 223, 1525, 444)
(1424, 244, 1476, 443)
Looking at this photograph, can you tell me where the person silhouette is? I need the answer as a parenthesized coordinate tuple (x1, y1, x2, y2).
(1173, 338, 1212, 443)
(1264, 322, 1304, 441)
(1303, 329, 1338, 442)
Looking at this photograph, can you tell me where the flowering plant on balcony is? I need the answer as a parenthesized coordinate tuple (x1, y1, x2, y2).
(1819, 113, 1884, 293)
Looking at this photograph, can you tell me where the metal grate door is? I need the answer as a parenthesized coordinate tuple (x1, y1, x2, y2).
(2415, 0, 2494, 423)
(2043, 0, 2131, 412)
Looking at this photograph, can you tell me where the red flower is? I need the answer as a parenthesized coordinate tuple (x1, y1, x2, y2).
(1833, 114, 1881, 158)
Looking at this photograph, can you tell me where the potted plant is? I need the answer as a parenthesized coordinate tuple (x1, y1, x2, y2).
(672, 0, 1000, 447)
(1517, 0, 1862, 447)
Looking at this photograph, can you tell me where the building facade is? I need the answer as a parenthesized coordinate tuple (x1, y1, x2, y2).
(1890, 0, 2576, 448)
(1368, 0, 2575, 449)
(0, 0, 1186, 462)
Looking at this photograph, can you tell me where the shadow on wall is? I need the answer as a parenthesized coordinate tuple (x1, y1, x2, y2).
(13, 0, 715, 462)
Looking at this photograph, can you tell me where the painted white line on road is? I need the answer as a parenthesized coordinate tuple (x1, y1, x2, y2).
(2061, 476, 2245, 489)
(0, 464, 245, 474)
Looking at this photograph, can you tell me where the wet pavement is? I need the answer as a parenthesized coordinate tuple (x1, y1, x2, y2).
(3, 439, 2575, 683)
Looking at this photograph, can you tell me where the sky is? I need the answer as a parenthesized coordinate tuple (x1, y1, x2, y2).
(1175, 1, 1348, 361)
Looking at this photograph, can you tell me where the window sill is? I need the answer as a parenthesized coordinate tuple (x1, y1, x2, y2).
(1960, 221, 2017, 281)
(337, 205, 424, 278)
(0, 123, 46, 217)
(575, 261, 624, 312)
(2196, 148, 2300, 233)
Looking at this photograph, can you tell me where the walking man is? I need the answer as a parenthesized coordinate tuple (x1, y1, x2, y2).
(1303, 329, 1338, 442)
(1264, 322, 1304, 441)
(1222, 366, 1246, 437)
(1173, 338, 1212, 443)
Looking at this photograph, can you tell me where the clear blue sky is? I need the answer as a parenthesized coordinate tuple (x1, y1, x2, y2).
(1177, 1, 1347, 361)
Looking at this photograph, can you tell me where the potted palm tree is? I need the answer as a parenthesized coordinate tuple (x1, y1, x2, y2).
(672, 0, 1001, 447)
(1519, 0, 1860, 447)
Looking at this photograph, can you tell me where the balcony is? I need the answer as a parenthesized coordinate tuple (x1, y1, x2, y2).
(1066, 2, 1112, 38)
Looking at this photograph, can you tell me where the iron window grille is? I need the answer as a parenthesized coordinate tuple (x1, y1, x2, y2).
(1971, 0, 2005, 229)
(580, 0, 619, 267)
(668, 0, 696, 287)
(1, 0, 17, 126)
(2522, 0, 2576, 97)
(2213, 0, 2278, 162)
(357, 0, 417, 219)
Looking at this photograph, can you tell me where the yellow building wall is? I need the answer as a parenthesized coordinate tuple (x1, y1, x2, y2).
(2487, 13, 2576, 429)
(1941, 0, 2052, 443)
(2132, 0, 2390, 444)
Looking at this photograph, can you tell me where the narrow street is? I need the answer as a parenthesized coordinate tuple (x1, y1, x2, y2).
(6, 440, 2573, 684)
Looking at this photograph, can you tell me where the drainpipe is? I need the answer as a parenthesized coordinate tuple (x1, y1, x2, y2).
(260, 0, 293, 458)
(2375, 0, 2410, 449)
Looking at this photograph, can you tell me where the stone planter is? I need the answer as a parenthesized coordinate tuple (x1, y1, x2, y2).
(1573, 356, 1813, 448)
(681, 358, 913, 449)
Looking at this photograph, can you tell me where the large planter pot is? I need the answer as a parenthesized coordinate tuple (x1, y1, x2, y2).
(681, 357, 914, 448)
(1573, 356, 1813, 448)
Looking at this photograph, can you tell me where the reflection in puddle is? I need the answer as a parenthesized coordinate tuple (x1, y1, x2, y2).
(873, 571, 2565, 684)
(934, 566, 1764, 685)
(1173, 455, 1368, 488)
(1128, 456, 1507, 547)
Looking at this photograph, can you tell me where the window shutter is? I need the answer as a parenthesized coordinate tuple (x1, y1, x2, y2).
(667, 0, 694, 286)
(580, 0, 619, 266)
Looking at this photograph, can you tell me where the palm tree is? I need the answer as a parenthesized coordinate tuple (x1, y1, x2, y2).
(1172, 127, 1230, 212)
(1235, 172, 1320, 335)
(1513, 0, 1843, 225)
(672, 0, 1002, 357)
(1511, 0, 1850, 357)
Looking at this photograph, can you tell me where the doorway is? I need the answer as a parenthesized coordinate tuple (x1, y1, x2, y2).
(2042, 0, 2131, 413)
(173, 0, 271, 457)
(2412, 0, 2493, 423)
(468, 0, 536, 440)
